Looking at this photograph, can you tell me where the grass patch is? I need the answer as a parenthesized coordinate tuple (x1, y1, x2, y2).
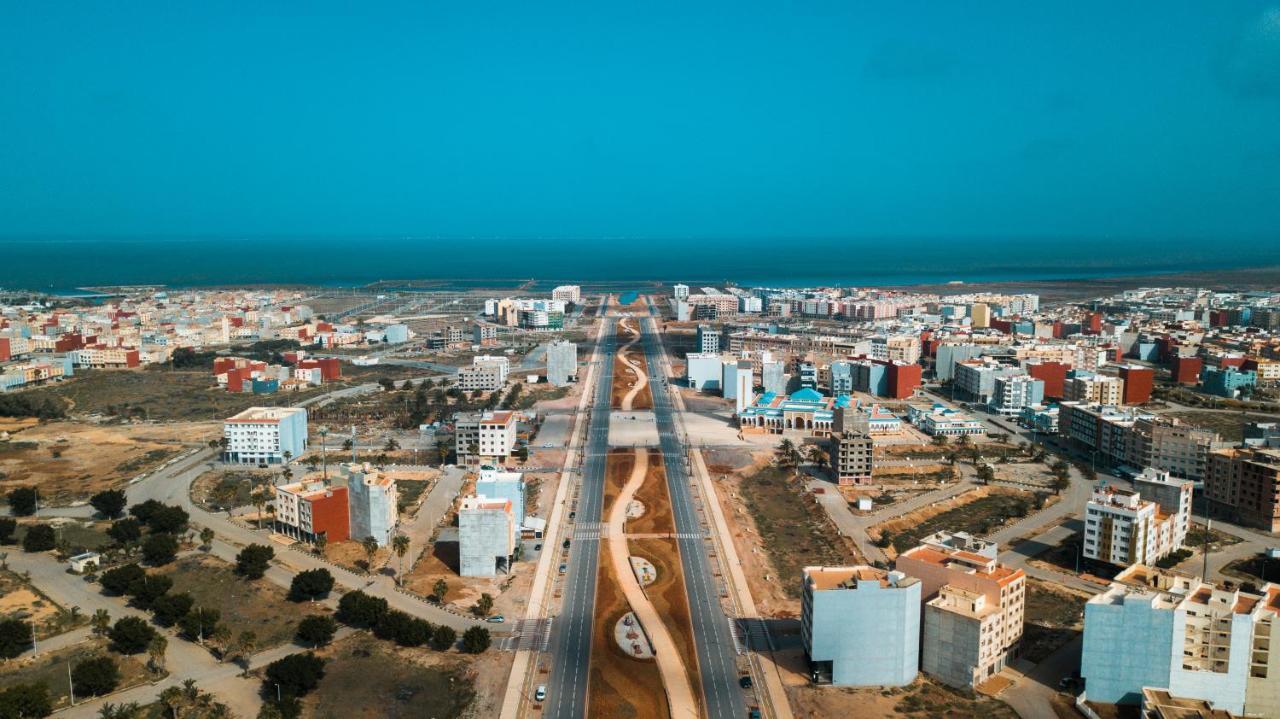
(1185, 522, 1242, 551)
(0, 569, 87, 639)
(1223, 554, 1280, 587)
(740, 466, 855, 598)
(115, 448, 178, 474)
(23, 368, 331, 421)
(159, 555, 327, 650)
(306, 635, 475, 719)
(396, 479, 430, 513)
(887, 492, 1036, 554)
(0, 638, 155, 710)
(190, 469, 273, 511)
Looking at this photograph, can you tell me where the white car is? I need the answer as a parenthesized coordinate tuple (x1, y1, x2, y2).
(535, 685, 547, 702)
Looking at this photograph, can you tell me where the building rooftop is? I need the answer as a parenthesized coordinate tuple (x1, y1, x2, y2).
(225, 406, 306, 423)
(803, 565, 918, 591)
(1140, 688, 1233, 719)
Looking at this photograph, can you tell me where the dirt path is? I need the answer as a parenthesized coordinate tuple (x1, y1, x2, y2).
(607, 449, 699, 719)
(617, 319, 649, 412)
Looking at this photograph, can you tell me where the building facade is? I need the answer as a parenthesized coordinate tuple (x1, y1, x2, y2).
(545, 340, 577, 387)
(222, 406, 308, 465)
(801, 566, 921, 686)
(459, 496, 516, 577)
(342, 463, 398, 546)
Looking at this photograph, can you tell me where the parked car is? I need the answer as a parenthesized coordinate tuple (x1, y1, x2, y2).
(486, 615, 505, 623)
(535, 685, 547, 702)
(738, 675, 753, 689)
(563, 539, 571, 549)
(558, 563, 567, 574)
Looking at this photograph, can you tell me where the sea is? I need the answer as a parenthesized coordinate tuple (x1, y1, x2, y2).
(1, 236, 1277, 294)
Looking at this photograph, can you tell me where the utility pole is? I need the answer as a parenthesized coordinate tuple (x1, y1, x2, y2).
(68, 661, 75, 705)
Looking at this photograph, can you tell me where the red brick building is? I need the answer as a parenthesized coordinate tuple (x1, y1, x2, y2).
(1026, 360, 1069, 400)
(885, 361, 922, 399)
(1118, 365, 1154, 405)
(1170, 356, 1203, 384)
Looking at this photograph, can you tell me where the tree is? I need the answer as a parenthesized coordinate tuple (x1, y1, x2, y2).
(91, 609, 112, 636)
(147, 506, 190, 535)
(147, 634, 168, 674)
(5, 487, 37, 516)
(90, 490, 128, 519)
(236, 544, 275, 579)
(199, 527, 215, 549)
(249, 488, 270, 530)
(288, 569, 334, 602)
(313, 533, 328, 556)
(378, 377, 396, 392)
(100, 564, 146, 596)
(142, 532, 179, 565)
(335, 590, 387, 628)
(473, 593, 494, 617)
(383, 437, 400, 452)
(234, 631, 258, 675)
(129, 499, 165, 524)
(460, 626, 491, 654)
(22, 524, 56, 552)
(264, 652, 326, 698)
(360, 536, 379, 572)
(151, 592, 195, 627)
(108, 518, 144, 545)
(72, 656, 121, 697)
(0, 683, 53, 718)
(806, 445, 828, 472)
(128, 573, 173, 609)
(0, 517, 15, 544)
(931, 434, 949, 447)
(158, 686, 185, 719)
(773, 439, 800, 471)
(109, 616, 157, 654)
(295, 615, 337, 647)
(430, 624, 456, 651)
(179, 608, 221, 644)
(0, 617, 33, 659)
(391, 534, 410, 585)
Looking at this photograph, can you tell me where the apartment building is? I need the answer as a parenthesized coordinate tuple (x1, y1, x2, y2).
(458, 354, 510, 391)
(1058, 402, 1220, 481)
(1206, 448, 1280, 533)
(896, 532, 1026, 689)
(955, 359, 1020, 402)
(695, 324, 721, 353)
(871, 334, 922, 364)
(273, 481, 349, 543)
(458, 496, 517, 577)
(551, 285, 581, 304)
(1083, 484, 1185, 567)
(685, 353, 723, 392)
(68, 346, 140, 369)
(222, 407, 308, 465)
(545, 340, 577, 387)
(801, 566, 921, 686)
(832, 407, 873, 486)
(1082, 565, 1280, 716)
(1066, 372, 1125, 405)
(454, 410, 518, 465)
(472, 323, 498, 346)
(342, 463, 398, 546)
(685, 292, 739, 318)
(991, 374, 1045, 416)
(762, 360, 786, 395)
(1118, 365, 1155, 404)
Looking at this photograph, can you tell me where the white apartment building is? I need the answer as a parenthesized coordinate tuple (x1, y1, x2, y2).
(1083, 480, 1188, 567)
(551, 285, 581, 304)
(455, 410, 518, 465)
(991, 373, 1045, 416)
(459, 496, 517, 577)
(1082, 565, 1280, 716)
(458, 354, 510, 391)
(222, 406, 308, 465)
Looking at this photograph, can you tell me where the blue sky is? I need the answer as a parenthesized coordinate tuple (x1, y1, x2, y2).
(1, 2, 1278, 242)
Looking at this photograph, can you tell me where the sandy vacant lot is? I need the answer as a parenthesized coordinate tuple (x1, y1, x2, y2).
(0, 420, 215, 503)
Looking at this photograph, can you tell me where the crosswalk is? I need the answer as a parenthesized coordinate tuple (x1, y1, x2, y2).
(498, 618, 554, 652)
(572, 523, 608, 540)
(731, 617, 776, 655)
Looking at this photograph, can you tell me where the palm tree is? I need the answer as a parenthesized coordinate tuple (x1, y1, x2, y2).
(392, 533, 411, 585)
(159, 686, 185, 719)
(235, 631, 257, 676)
(211, 625, 232, 657)
(181, 679, 199, 703)
(314, 533, 328, 556)
(249, 487, 269, 530)
(806, 445, 828, 472)
(433, 578, 449, 603)
(147, 634, 168, 674)
(956, 433, 971, 447)
(361, 536, 379, 573)
(931, 434, 949, 447)
(91, 608, 112, 636)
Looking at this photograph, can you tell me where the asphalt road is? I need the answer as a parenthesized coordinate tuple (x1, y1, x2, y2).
(640, 313, 746, 719)
(543, 318, 615, 719)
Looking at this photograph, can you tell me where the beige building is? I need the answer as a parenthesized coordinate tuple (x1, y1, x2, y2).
(454, 410, 518, 465)
(1066, 373, 1125, 405)
(970, 303, 991, 329)
(895, 532, 1025, 688)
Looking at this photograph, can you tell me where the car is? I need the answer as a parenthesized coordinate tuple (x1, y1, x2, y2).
(568, 511, 576, 520)
(563, 539, 571, 549)
(558, 563, 567, 574)
(748, 709, 761, 719)
(535, 685, 547, 702)
(738, 675, 753, 689)
(486, 615, 505, 623)
(534, 543, 542, 551)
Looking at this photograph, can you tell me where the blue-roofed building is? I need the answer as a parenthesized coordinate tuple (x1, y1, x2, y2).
(738, 388, 902, 437)
(1201, 366, 1256, 398)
